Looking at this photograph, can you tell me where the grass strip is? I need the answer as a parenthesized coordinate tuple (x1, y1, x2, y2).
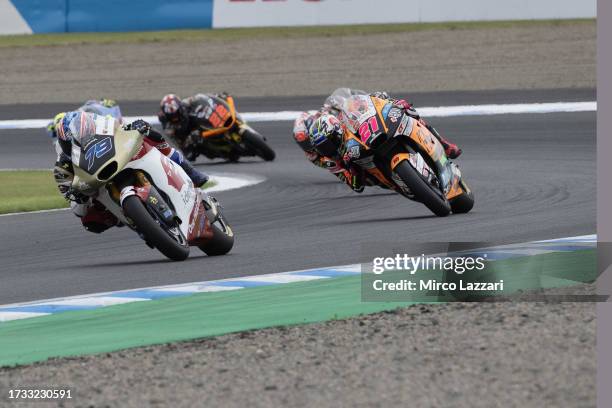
(0, 275, 408, 367)
(0, 249, 596, 366)
(0, 19, 594, 48)
(0, 170, 216, 215)
(0, 170, 66, 214)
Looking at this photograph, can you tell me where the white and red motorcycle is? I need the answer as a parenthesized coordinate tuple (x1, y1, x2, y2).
(71, 116, 234, 261)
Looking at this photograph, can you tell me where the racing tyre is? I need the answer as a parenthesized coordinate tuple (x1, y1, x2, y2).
(394, 160, 451, 217)
(450, 183, 474, 214)
(199, 214, 234, 256)
(122, 195, 190, 261)
(242, 128, 276, 161)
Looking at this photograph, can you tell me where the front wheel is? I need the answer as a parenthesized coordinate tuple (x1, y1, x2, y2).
(241, 128, 276, 161)
(393, 161, 451, 217)
(122, 195, 190, 261)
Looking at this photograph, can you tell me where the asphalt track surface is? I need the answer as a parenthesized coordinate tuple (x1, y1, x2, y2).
(0, 89, 596, 305)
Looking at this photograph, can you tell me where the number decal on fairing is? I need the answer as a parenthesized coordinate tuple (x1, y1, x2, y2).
(359, 116, 380, 144)
(84, 137, 113, 171)
(209, 104, 230, 128)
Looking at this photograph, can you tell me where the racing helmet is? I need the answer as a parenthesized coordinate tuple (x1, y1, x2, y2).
(46, 112, 66, 138)
(160, 94, 188, 129)
(293, 112, 317, 152)
(309, 114, 344, 158)
(56, 111, 97, 147)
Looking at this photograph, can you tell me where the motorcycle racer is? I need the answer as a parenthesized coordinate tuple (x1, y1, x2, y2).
(293, 110, 362, 192)
(308, 113, 367, 193)
(53, 111, 209, 233)
(158, 93, 231, 160)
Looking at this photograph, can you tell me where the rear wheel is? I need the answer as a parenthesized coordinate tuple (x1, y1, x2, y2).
(122, 195, 189, 261)
(198, 214, 234, 256)
(393, 160, 451, 217)
(242, 128, 276, 161)
(450, 182, 474, 214)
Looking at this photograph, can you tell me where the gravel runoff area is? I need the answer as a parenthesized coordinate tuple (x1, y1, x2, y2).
(0, 21, 595, 104)
(0, 286, 596, 408)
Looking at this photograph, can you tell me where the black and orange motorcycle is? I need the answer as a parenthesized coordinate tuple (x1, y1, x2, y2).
(177, 94, 275, 163)
(338, 92, 474, 217)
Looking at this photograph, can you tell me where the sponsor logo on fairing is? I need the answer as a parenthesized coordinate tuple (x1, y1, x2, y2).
(160, 156, 185, 192)
(394, 115, 412, 137)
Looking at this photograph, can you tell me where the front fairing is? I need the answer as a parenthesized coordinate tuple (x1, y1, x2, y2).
(72, 119, 143, 194)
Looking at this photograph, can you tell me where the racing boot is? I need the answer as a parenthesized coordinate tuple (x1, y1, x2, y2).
(170, 150, 209, 187)
(426, 124, 462, 159)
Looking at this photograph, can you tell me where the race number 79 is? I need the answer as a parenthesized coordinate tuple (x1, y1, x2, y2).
(85, 137, 113, 171)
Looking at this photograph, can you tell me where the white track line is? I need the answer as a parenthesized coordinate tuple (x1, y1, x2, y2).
(0, 101, 596, 130)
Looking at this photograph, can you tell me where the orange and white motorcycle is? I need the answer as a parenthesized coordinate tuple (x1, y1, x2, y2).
(71, 115, 234, 261)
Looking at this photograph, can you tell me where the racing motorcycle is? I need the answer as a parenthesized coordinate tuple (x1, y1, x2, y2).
(336, 90, 474, 217)
(71, 115, 234, 261)
(179, 94, 275, 163)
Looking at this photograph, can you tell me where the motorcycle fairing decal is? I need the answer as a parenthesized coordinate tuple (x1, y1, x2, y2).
(84, 137, 113, 171)
(125, 147, 196, 239)
(80, 135, 116, 174)
(393, 115, 414, 138)
(94, 115, 116, 136)
(446, 165, 468, 200)
(358, 116, 383, 145)
(409, 123, 445, 163)
(391, 152, 436, 187)
(138, 186, 176, 226)
(208, 104, 230, 128)
(390, 153, 411, 170)
(160, 155, 185, 192)
(131, 139, 152, 161)
(199, 96, 238, 139)
(446, 177, 465, 200)
(134, 185, 152, 203)
(371, 97, 390, 133)
(187, 201, 213, 244)
(386, 107, 402, 123)
(408, 153, 435, 182)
